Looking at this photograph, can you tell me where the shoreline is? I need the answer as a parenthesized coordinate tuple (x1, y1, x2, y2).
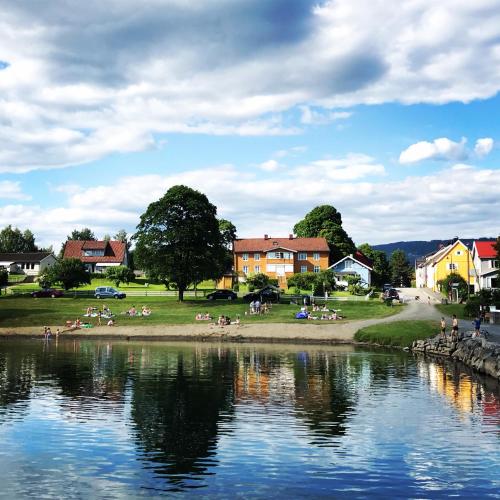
(0, 322, 358, 344)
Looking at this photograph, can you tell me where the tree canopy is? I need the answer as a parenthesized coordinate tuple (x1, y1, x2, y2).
(357, 243, 390, 287)
(67, 228, 96, 241)
(133, 185, 227, 301)
(0, 225, 38, 253)
(293, 205, 356, 263)
(40, 258, 90, 290)
(105, 265, 135, 288)
(389, 249, 413, 287)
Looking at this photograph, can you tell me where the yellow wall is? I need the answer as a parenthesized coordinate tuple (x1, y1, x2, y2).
(433, 241, 475, 291)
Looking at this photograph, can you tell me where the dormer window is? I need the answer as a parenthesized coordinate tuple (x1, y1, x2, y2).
(273, 241, 279, 246)
(83, 249, 105, 257)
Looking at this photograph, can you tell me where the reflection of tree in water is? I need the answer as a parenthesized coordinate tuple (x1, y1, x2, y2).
(0, 342, 37, 416)
(131, 348, 237, 485)
(292, 352, 364, 439)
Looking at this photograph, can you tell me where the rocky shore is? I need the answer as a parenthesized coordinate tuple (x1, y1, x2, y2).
(412, 335, 500, 380)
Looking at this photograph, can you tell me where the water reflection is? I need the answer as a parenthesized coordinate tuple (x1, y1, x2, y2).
(0, 339, 498, 496)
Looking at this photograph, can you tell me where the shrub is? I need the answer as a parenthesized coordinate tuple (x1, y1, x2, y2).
(246, 273, 270, 289)
(268, 278, 279, 287)
(233, 283, 239, 292)
(248, 284, 255, 292)
(464, 296, 481, 318)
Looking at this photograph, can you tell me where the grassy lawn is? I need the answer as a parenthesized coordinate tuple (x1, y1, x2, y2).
(0, 295, 403, 329)
(435, 303, 468, 319)
(354, 320, 438, 348)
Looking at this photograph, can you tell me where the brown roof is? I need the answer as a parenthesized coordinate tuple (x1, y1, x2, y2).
(234, 237, 329, 253)
(354, 250, 373, 269)
(63, 240, 126, 264)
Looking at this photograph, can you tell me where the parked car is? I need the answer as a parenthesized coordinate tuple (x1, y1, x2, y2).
(383, 283, 393, 292)
(31, 288, 64, 298)
(243, 286, 281, 303)
(94, 286, 126, 299)
(384, 288, 399, 300)
(206, 289, 237, 301)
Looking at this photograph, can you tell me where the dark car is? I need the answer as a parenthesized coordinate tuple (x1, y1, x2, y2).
(206, 289, 237, 301)
(243, 286, 281, 303)
(31, 288, 64, 298)
(383, 283, 393, 292)
(384, 288, 399, 300)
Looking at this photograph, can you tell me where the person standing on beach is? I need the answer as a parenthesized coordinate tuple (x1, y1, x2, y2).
(440, 317, 446, 340)
(451, 314, 459, 341)
(473, 316, 481, 338)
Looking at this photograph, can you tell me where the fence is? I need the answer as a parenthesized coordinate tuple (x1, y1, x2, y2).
(6, 288, 211, 298)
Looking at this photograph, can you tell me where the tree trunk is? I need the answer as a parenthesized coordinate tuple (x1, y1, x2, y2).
(178, 286, 185, 302)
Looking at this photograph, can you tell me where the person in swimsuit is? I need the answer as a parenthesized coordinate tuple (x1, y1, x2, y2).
(440, 317, 446, 340)
(451, 314, 459, 341)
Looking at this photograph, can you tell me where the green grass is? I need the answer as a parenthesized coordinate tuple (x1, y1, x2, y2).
(0, 295, 403, 328)
(435, 303, 467, 319)
(354, 320, 438, 348)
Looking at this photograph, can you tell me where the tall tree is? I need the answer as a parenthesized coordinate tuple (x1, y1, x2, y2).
(218, 219, 237, 273)
(293, 205, 356, 263)
(389, 249, 413, 287)
(40, 258, 90, 290)
(495, 236, 500, 282)
(0, 225, 38, 253)
(357, 243, 390, 287)
(133, 185, 227, 301)
(67, 228, 96, 241)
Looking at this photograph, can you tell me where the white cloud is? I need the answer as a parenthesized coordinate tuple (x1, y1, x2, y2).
(1, 1, 500, 170)
(0, 181, 30, 200)
(474, 137, 494, 157)
(399, 137, 468, 164)
(299, 106, 352, 125)
(4, 155, 499, 250)
(258, 160, 281, 172)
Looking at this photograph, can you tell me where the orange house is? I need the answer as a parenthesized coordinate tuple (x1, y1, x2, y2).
(233, 235, 330, 288)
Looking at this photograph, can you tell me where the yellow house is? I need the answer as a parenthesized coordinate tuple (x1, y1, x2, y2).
(432, 239, 475, 295)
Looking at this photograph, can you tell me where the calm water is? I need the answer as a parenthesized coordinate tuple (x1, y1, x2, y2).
(0, 339, 499, 499)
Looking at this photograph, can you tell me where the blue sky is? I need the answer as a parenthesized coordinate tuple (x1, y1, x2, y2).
(0, 0, 499, 251)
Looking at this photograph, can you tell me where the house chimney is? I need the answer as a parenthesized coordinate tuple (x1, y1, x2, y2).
(289, 234, 293, 240)
(264, 234, 269, 240)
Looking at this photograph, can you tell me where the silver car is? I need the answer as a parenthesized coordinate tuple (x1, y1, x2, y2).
(94, 286, 126, 299)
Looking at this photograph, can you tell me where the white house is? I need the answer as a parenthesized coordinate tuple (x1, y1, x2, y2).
(472, 240, 498, 292)
(328, 251, 373, 288)
(0, 252, 57, 276)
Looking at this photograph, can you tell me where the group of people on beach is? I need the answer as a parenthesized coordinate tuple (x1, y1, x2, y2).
(125, 305, 152, 317)
(195, 312, 213, 321)
(440, 314, 484, 340)
(295, 303, 343, 321)
(248, 300, 271, 315)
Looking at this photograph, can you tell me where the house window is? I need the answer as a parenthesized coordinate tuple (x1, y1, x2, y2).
(313, 265, 320, 273)
(300, 265, 307, 273)
(456, 250, 462, 256)
(254, 265, 260, 273)
(268, 251, 292, 259)
(492, 260, 499, 269)
(84, 249, 105, 257)
(313, 252, 320, 261)
(298, 252, 307, 260)
(243, 266, 249, 274)
(254, 253, 260, 261)
(447, 263, 458, 270)
(242, 253, 248, 261)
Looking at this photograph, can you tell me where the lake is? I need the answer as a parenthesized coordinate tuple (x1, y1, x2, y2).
(0, 338, 499, 498)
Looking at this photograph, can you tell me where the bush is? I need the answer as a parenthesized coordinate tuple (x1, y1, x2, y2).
(246, 273, 270, 289)
(233, 283, 239, 292)
(248, 284, 255, 292)
(268, 278, 279, 287)
(464, 296, 481, 318)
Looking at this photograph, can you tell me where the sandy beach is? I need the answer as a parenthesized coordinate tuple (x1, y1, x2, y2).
(0, 296, 444, 344)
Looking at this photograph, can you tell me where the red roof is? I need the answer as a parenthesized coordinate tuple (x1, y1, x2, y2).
(234, 237, 330, 253)
(475, 241, 497, 259)
(354, 250, 373, 269)
(63, 240, 126, 264)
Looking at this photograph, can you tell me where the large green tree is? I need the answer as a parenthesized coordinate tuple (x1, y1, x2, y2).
(40, 258, 90, 290)
(133, 185, 227, 301)
(0, 225, 38, 253)
(67, 228, 96, 241)
(389, 249, 413, 287)
(357, 243, 390, 287)
(293, 205, 356, 263)
(218, 219, 237, 273)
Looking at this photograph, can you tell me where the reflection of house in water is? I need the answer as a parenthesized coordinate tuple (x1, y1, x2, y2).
(417, 358, 500, 422)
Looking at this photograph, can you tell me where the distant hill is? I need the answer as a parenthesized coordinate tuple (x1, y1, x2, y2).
(372, 238, 496, 264)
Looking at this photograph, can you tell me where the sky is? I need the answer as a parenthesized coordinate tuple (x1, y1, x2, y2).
(1, 0, 500, 252)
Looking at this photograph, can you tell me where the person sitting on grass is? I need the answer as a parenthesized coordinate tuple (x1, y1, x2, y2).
(107, 318, 115, 327)
(128, 305, 137, 316)
(141, 305, 151, 316)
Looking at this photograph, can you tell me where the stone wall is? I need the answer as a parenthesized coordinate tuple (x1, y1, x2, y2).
(412, 336, 500, 380)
